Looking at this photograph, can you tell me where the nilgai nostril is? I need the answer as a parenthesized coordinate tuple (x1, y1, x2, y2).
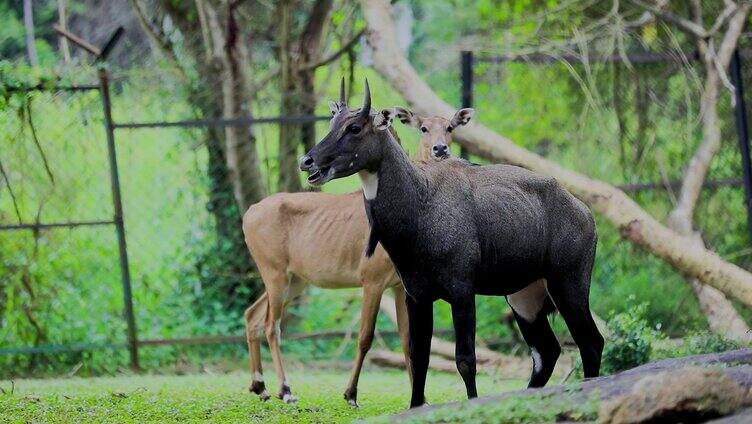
(298, 155, 314, 170)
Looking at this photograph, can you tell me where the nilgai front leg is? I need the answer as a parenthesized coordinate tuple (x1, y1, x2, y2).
(262, 271, 300, 404)
(406, 295, 433, 408)
(343, 283, 384, 407)
(450, 294, 478, 399)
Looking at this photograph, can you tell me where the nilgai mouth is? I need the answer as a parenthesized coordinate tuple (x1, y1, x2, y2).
(434, 152, 450, 160)
(307, 166, 334, 185)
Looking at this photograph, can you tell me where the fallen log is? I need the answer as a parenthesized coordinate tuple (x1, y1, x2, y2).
(369, 349, 457, 373)
(369, 348, 533, 378)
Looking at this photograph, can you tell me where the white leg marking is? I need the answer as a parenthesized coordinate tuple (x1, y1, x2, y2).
(253, 372, 264, 382)
(358, 171, 379, 200)
(532, 348, 543, 374)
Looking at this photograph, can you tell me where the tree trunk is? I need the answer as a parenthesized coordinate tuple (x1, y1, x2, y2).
(209, 2, 266, 211)
(151, 0, 265, 304)
(23, 0, 38, 67)
(276, 0, 303, 193)
(276, 0, 333, 193)
(297, 0, 332, 153)
(56, 0, 71, 64)
(359, 0, 752, 307)
(664, 11, 751, 338)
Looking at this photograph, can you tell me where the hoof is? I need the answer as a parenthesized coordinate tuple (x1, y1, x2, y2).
(250, 381, 270, 401)
(343, 387, 358, 407)
(277, 383, 296, 404)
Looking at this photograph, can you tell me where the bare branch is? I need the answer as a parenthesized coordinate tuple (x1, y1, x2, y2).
(627, 0, 709, 38)
(708, 2, 739, 35)
(24, 99, 55, 185)
(128, 0, 188, 80)
(251, 66, 281, 92)
(716, 3, 752, 67)
(300, 28, 365, 72)
(0, 156, 22, 224)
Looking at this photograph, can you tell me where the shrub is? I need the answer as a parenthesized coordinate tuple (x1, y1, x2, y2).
(601, 302, 663, 374)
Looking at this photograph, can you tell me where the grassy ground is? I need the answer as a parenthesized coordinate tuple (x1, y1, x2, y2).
(0, 367, 524, 423)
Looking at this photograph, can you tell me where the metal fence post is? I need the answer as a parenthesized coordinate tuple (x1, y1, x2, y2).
(460, 51, 474, 159)
(730, 49, 752, 243)
(98, 68, 139, 370)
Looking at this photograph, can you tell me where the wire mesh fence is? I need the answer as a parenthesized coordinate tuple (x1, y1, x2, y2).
(0, 69, 378, 374)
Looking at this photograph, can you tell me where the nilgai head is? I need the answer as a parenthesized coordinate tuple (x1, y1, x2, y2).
(300, 79, 397, 186)
(394, 107, 474, 161)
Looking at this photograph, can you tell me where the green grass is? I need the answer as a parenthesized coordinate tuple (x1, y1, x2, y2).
(0, 368, 524, 423)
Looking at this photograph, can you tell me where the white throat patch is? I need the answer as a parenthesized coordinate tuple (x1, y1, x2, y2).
(359, 171, 379, 200)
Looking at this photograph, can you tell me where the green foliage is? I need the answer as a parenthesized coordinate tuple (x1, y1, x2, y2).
(655, 332, 744, 361)
(681, 333, 742, 355)
(601, 301, 664, 374)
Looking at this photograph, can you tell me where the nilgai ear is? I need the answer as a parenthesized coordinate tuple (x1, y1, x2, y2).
(328, 101, 338, 116)
(373, 108, 396, 131)
(394, 107, 419, 128)
(329, 101, 344, 117)
(449, 108, 475, 129)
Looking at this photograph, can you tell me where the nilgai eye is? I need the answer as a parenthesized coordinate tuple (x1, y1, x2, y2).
(347, 124, 362, 133)
(420, 127, 428, 133)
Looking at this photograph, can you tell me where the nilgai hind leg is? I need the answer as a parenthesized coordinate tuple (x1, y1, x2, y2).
(245, 292, 270, 400)
(546, 260, 604, 378)
(245, 266, 305, 404)
(507, 279, 561, 388)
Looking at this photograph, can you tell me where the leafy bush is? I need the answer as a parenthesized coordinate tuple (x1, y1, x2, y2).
(654, 332, 743, 361)
(684, 332, 742, 355)
(602, 301, 663, 374)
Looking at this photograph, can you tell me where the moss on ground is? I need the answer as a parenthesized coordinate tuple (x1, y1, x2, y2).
(366, 389, 600, 424)
(0, 369, 522, 423)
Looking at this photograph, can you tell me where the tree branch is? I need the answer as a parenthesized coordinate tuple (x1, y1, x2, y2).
(24, 99, 54, 185)
(300, 28, 365, 72)
(128, 0, 188, 80)
(627, 0, 709, 38)
(0, 156, 22, 224)
(716, 3, 752, 68)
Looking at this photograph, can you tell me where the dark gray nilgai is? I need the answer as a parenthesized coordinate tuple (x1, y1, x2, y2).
(300, 81, 604, 408)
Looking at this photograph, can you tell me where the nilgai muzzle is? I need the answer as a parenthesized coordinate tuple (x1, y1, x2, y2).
(300, 80, 604, 408)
